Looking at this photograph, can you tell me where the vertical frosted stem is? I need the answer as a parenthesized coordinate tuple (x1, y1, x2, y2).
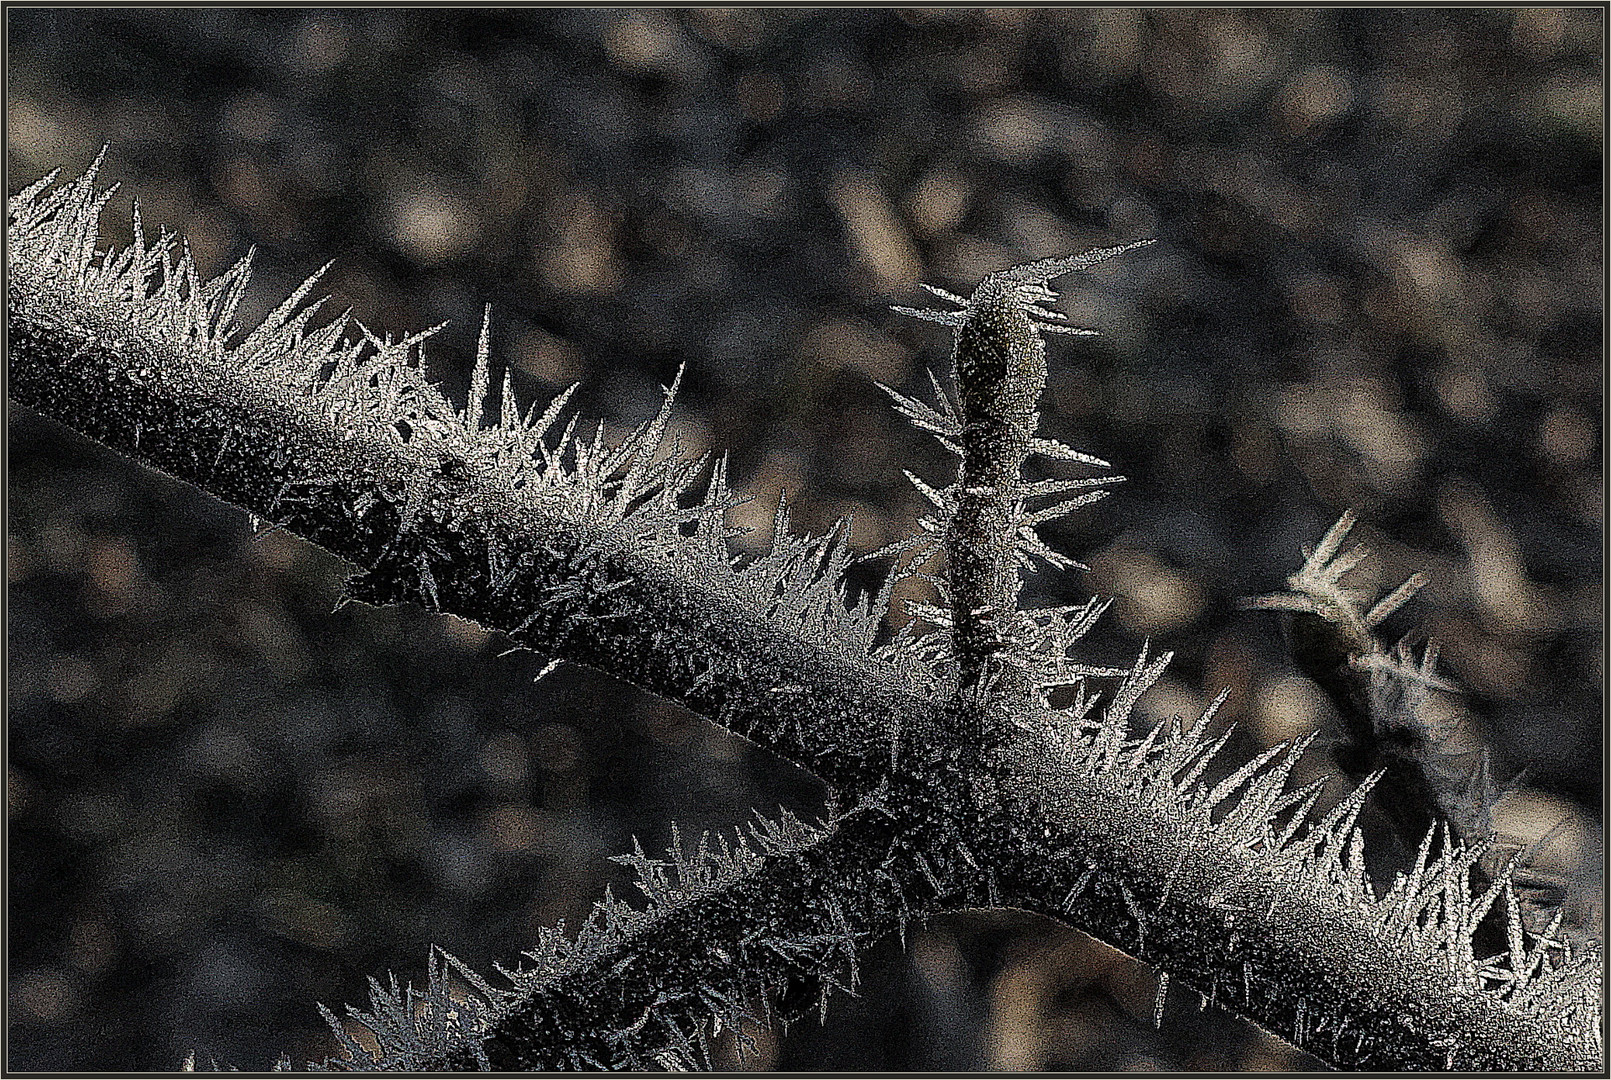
(948, 297, 1044, 708)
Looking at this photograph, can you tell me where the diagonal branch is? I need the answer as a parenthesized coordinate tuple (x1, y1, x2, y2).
(7, 271, 939, 795)
(322, 806, 961, 1071)
(985, 727, 1602, 1071)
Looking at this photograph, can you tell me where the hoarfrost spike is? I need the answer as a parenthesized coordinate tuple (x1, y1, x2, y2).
(467, 303, 492, 434)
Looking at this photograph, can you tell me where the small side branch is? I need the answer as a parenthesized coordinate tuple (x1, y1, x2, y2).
(896, 245, 1151, 720)
(349, 811, 952, 1071)
(1243, 513, 1503, 851)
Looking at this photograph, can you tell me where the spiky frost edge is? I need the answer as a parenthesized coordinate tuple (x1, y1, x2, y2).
(316, 810, 823, 1071)
(7, 157, 943, 696)
(883, 246, 1145, 704)
(1000, 637, 1602, 1069)
(312, 807, 938, 1071)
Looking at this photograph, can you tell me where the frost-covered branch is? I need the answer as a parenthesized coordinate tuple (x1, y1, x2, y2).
(1243, 513, 1504, 852)
(324, 808, 959, 1070)
(888, 246, 1146, 714)
(6, 157, 943, 796)
(990, 714, 1600, 1069)
(8, 160, 1600, 1072)
(888, 249, 1599, 1071)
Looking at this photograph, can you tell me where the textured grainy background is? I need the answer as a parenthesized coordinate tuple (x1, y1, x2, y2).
(7, 9, 1601, 1071)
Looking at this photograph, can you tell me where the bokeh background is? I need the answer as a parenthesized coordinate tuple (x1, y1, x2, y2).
(7, 8, 1602, 1071)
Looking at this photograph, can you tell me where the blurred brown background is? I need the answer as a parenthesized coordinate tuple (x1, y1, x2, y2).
(6, 9, 1601, 1071)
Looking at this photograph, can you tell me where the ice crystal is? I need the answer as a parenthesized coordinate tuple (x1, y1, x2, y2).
(889, 241, 1154, 333)
(316, 949, 498, 1071)
(1243, 510, 1438, 670)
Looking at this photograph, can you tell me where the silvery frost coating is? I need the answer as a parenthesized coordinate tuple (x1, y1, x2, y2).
(1244, 512, 1495, 837)
(8, 156, 1602, 1072)
(883, 241, 1155, 706)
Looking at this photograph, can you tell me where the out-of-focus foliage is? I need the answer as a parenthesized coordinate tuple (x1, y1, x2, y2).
(7, 8, 1600, 1071)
